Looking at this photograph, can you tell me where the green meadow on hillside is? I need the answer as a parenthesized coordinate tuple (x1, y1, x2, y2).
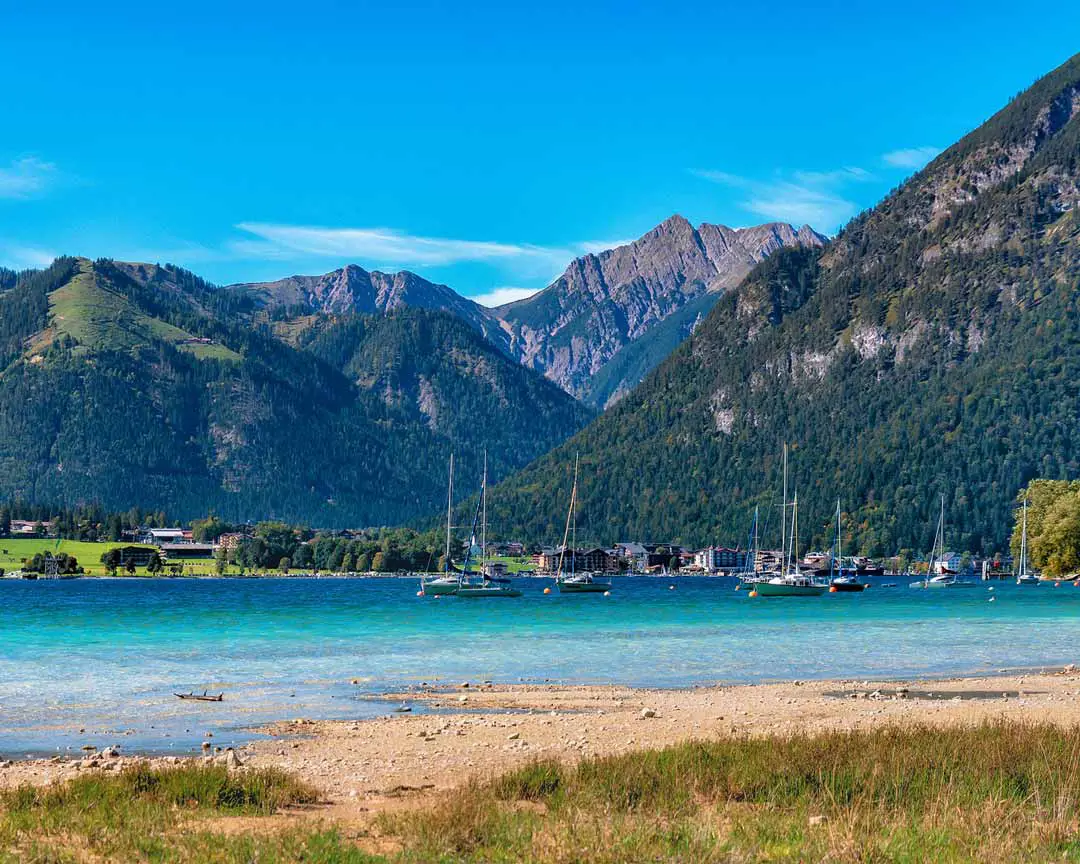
(44, 263, 240, 361)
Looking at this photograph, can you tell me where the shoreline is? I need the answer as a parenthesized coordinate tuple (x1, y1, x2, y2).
(5, 667, 1080, 801)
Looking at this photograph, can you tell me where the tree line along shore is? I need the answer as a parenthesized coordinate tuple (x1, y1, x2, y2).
(1, 477, 1078, 580)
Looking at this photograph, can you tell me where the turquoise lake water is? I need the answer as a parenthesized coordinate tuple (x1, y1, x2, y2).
(2, 576, 1078, 758)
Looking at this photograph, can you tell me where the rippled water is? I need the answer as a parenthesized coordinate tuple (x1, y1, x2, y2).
(2, 576, 1078, 757)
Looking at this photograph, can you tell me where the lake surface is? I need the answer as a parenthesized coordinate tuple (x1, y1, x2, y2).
(2, 576, 1078, 758)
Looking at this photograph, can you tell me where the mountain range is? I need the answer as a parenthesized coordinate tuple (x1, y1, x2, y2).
(227, 218, 825, 407)
(3, 50, 1077, 551)
(0, 213, 817, 525)
(487, 51, 1080, 554)
(0, 258, 590, 526)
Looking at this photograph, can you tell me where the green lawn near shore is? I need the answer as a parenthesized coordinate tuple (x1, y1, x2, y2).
(3, 720, 1079, 862)
(0, 538, 159, 576)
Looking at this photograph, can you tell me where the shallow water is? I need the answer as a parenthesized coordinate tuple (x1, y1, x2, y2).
(2, 576, 1077, 757)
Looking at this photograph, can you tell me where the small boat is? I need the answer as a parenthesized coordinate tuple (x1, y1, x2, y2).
(910, 497, 977, 589)
(828, 500, 867, 592)
(557, 572, 610, 593)
(754, 449, 826, 598)
(456, 453, 521, 599)
(421, 454, 460, 596)
(1016, 498, 1040, 585)
(554, 455, 611, 594)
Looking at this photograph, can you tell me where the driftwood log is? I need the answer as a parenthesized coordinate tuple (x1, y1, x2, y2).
(174, 690, 224, 702)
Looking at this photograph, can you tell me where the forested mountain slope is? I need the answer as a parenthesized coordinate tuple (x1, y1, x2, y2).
(0, 258, 590, 525)
(488, 52, 1080, 555)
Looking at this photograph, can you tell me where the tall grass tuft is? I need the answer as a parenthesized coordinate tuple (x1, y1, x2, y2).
(383, 720, 1080, 862)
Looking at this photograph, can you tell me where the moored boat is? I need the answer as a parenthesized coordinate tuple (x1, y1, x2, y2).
(457, 453, 522, 598)
(910, 497, 977, 589)
(554, 455, 611, 595)
(1016, 498, 1040, 585)
(752, 447, 826, 598)
(421, 454, 460, 596)
(828, 500, 867, 592)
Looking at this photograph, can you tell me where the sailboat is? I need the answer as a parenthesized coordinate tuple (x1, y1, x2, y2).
(756, 488, 828, 597)
(1016, 498, 1039, 585)
(829, 500, 866, 592)
(738, 505, 768, 586)
(910, 496, 977, 588)
(556, 455, 611, 593)
(456, 453, 522, 598)
(421, 454, 461, 596)
(754, 446, 826, 597)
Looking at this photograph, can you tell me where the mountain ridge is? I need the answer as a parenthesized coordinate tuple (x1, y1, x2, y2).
(492, 216, 826, 404)
(0, 257, 591, 526)
(226, 216, 825, 406)
(486, 51, 1080, 553)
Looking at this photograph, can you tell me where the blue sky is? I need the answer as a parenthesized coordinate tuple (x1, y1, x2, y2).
(2, 1, 1077, 305)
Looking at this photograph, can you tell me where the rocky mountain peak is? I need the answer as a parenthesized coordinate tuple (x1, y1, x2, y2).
(494, 215, 827, 403)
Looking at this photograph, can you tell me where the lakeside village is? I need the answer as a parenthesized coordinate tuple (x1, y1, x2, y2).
(0, 514, 1021, 582)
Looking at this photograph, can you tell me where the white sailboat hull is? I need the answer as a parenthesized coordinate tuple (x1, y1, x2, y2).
(422, 577, 459, 596)
(755, 579, 827, 597)
(456, 584, 522, 598)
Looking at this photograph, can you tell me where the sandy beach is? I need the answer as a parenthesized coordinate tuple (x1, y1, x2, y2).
(5, 668, 1079, 807)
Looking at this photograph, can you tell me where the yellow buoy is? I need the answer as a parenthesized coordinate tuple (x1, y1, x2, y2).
(735, 584, 741, 591)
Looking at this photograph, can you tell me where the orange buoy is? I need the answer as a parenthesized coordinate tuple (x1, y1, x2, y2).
(1074, 580, 1080, 587)
(1056, 582, 1062, 587)
(829, 586, 838, 593)
(735, 584, 741, 591)
(748, 590, 758, 598)
(543, 587, 552, 595)
(416, 590, 424, 597)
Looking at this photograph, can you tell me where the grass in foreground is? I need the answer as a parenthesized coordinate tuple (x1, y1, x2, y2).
(0, 762, 372, 863)
(381, 720, 1080, 863)
(3, 722, 1080, 862)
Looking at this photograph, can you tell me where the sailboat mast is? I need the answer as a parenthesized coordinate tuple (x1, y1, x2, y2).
(940, 495, 946, 569)
(781, 444, 788, 568)
(481, 450, 488, 575)
(556, 456, 577, 580)
(444, 453, 454, 575)
(790, 490, 799, 577)
(1020, 498, 1028, 578)
(751, 505, 759, 575)
(834, 499, 842, 578)
(571, 454, 578, 577)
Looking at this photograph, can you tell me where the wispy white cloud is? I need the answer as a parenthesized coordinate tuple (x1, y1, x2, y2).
(0, 157, 57, 200)
(470, 286, 540, 307)
(882, 146, 941, 169)
(228, 222, 650, 285)
(234, 222, 572, 271)
(0, 243, 56, 269)
(692, 168, 860, 230)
